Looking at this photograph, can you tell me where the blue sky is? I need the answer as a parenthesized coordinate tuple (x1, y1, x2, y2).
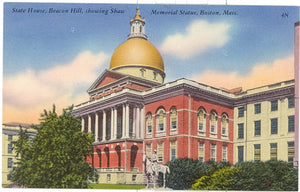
(3, 3, 299, 123)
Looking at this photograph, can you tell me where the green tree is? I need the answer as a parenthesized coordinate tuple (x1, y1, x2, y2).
(10, 105, 95, 188)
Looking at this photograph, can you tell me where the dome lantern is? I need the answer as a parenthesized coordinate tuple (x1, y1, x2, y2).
(128, 8, 147, 40)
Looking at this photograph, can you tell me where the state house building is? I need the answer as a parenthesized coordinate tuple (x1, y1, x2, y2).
(72, 9, 296, 184)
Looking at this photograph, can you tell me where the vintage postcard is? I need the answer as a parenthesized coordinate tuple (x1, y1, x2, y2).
(2, 1, 300, 190)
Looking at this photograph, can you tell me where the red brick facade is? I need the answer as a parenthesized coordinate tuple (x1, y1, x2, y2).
(144, 94, 234, 164)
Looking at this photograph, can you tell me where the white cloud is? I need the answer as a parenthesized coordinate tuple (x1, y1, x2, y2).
(160, 20, 231, 59)
(3, 51, 108, 123)
(191, 56, 294, 90)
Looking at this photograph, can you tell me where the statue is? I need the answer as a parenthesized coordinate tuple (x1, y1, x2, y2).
(143, 151, 170, 189)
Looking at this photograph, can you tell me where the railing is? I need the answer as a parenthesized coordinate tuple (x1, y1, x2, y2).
(129, 132, 136, 138)
(97, 167, 125, 172)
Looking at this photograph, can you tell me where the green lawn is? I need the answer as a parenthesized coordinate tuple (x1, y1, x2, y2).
(2, 183, 146, 189)
(88, 183, 146, 189)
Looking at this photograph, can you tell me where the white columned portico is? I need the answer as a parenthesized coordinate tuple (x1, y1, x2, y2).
(125, 104, 130, 138)
(81, 116, 85, 132)
(122, 104, 126, 138)
(136, 107, 140, 139)
(88, 114, 92, 133)
(95, 112, 99, 142)
(103, 111, 106, 141)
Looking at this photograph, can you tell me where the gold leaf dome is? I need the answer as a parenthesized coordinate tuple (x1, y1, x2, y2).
(109, 38, 165, 72)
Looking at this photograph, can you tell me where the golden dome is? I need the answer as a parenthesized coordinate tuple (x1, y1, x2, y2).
(109, 38, 165, 72)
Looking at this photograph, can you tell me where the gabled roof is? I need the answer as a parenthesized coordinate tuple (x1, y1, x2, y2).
(87, 69, 161, 95)
(87, 69, 126, 93)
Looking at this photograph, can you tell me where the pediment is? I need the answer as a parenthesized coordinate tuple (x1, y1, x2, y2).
(87, 70, 126, 93)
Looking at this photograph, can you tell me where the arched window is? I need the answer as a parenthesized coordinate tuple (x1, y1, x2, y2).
(156, 108, 166, 132)
(146, 113, 152, 134)
(198, 109, 206, 133)
(221, 114, 229, 136)
(210, 112, 218, 134)
(170, 107, 177, 130)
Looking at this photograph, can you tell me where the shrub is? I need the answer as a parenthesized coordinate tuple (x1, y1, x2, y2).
(192, 160, 298, 191)
(158, 158, 231, 190)
(192, 166, 238, 190)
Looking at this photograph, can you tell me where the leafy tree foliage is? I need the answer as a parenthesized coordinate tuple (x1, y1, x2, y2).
(10, 105, 95, 188)
(158, 158, 230, 190)
(192, 160, 298, 191)
(192, 166, 238, 190)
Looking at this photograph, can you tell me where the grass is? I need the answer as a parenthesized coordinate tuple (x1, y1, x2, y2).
(2, 183, 146, 189)
(88, 183, 146, 189)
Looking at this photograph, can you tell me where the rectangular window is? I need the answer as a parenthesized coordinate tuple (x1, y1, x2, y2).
(8, 143, 13, 154)
(147, 125, 152, 133)
(159, 123, 164, 131)
(132, 175, 137, 182)
(199, 123, 204, 131)
(238, 123, 244, 139)
(211, 125, 215, 133)
(238, 146, 244, 163)
(146, 144, 152, 157)
(222, 127, 226, 135)
(198, 143, 205, 162)
(238, 107, 244, 117)
(288, 115, 294, 132)
(7, 158, 13, 168)
(254, 144, 261, 161)
(222, 146, 228, 162)
(254, 103, 261, 114)
(271, 118, 278, 134)
(107, 174, 111, 182)
(8, 135, 13, 141)
(270, 143, 278, 160)
(288, 97, 295, 108)
(288, 142, 294, 163)
(157, 142, 164, 162)
(210, 144, 216, 161)
(271, 100, 278, 111)
(170, 141, 177, 161)
(171, 121, 177, 129)
(254, 120, 261, 136)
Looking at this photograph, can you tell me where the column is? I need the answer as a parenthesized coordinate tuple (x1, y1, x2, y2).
(88, 114, 92, 133)
(125, 104, 130, 138)
(95, 112, 99, 142)
(122, 104, 126, 138)
(111, 108, 114, 140)
(103, 111, 106, 141)
(136, 107, 140, 139)
(132, 107, 136, 138)
(113, 107, 117, 140)
(81, 116, 85, 132)
(141, 106, 145, 139)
